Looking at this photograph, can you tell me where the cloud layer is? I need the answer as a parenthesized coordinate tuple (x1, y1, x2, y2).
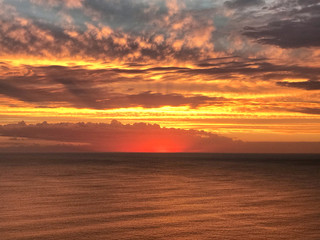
(1, 59, 319, 111)
(1, 121, 320, 153)
(1, 0, 319, 61)
(0, 121, 236, 152)
(0, 0, 319, 146)
(243, 1, 320, 48)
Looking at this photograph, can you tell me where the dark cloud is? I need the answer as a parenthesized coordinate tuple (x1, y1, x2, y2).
(106, 92, 226, 109)
(1, 59, 319, 110)
(237, 141, 320, 153)
(292, 107, 320, 115)
(191, 58, 320, 83)
(297, 0, 319, 6)
(243, 16, 320, 48)
(0, 71, 103, 108)
(0, 64, 226, 109)
(82, 0, 163, 31)
(0, 121, 237, 152)
(224, 0, 265, 9)
(277, 81, 320, 90)
(243, 0, 320, 48)
(0, 81, 49, 103)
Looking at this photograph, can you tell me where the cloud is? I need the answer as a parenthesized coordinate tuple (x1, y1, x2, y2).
(0, 0, 216, 62)
(30, 0, 84, 8)
(224, 0, 265, 9)
(243, 17, 320, 48)
(290, 107, 320, 115)
(0, 121, 238, 152)
(242, 0, 320, 49)
(1, 58, 319, 111)
(297, 0, 319, 6)
(0, 81, 225, 109)
(102, 91, 226, 109)
(1, 121, 319, 153)
(277, 80, 320, 90)
(189, 58, 320, 83)
(1, 0, 319, 62)
(0, 0, 319, 126)
(0, 64, 227, 109)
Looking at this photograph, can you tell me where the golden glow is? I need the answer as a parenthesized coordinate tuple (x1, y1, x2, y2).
(1, 53, 320, 145)
(1, 56, 129, 70)
(2, 105, 319, 119)
(1, 0, 319, 153)
(1, 104, 320, 142)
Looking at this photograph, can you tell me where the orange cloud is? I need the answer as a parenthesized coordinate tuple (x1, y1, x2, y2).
(30, 0, 83, 8)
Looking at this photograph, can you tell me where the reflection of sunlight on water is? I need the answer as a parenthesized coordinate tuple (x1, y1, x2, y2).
(0, 153, 319, 239)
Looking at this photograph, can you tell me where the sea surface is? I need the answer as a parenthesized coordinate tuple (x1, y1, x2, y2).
(0, 153, 319, 240)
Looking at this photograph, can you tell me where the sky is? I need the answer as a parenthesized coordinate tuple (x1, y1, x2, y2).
(0, 0, 319, 152)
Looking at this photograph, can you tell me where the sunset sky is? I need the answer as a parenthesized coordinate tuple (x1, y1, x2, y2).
(0, 0, 319, 152)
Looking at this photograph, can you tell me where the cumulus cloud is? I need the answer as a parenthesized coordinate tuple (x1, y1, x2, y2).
(1, 0, 319, 63)
(0, 0, 216, 62)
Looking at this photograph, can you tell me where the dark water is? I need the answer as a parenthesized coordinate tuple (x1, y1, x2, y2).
(0, 153, 319, 240)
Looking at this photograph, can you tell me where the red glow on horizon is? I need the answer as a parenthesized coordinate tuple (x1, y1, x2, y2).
(137, 139, 184, 152)
(123, 136, 187, 153)
(96, 134, 190, 153)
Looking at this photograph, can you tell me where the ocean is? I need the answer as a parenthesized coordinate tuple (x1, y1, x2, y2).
(0, 153, 319, 240)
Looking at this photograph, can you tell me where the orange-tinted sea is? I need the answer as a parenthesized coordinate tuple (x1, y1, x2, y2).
(1, 153, 319, 239)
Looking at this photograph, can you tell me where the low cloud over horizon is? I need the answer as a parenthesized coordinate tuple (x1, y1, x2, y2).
(1, 121, 319, 153)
